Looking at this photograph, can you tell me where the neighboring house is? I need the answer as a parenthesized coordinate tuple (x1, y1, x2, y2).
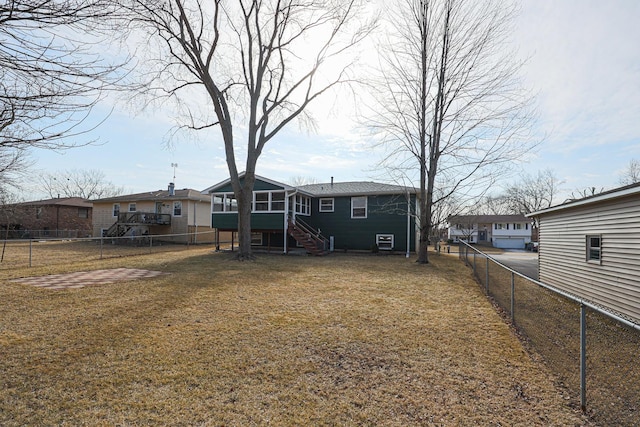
(0, 197, 92, 238)
(202, 174, 417, 255)
(92, 183, 215, 244)
(527, 182, 640, 323)
(447, 214, 532, 249)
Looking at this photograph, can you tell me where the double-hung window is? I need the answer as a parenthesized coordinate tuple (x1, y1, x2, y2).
(173, 201, 182, 217)
(586, 235, 602, 263)
(113, 203, 120, 217)
(351, 196, 367, 218)
(128, 203, 136, 212)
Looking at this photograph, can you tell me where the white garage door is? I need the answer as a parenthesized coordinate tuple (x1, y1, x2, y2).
(494, 238, 525, 249)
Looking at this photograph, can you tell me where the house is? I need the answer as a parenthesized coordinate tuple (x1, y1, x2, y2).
(91, 183, 215, 244)
(202, 174, 417, 255)
(447, 214, 532, 249)
(527, 182, 640, 323)
(0, 197, 92, 238)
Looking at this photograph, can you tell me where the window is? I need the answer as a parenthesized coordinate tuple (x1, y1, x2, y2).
(36, 207, 42, 219)
(376, 234, 394, 250)
(351, 196, 367, 218)
(514, 223, 522, 230)
(254, 192, 269, 211)
(113, 203, 120, 217)
(295, 195, 310, 215)
(251, 232, 263, 246)
(495, 223, 505, 230)
(173, 201, 182, 216)
(213, 195, 224, 212)
(128, 203, 136, 212)
(225, 194, 238, 212)
(319, 198, 334, 212)
(78, 207, 89, 219)
(271, 192, 285, 211)
(586, 235, 601, 262)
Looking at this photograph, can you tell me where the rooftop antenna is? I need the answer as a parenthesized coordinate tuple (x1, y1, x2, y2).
(171, 163, 178, 181)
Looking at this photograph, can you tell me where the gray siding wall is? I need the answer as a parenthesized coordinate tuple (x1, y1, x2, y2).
(538, 195, 640, 322)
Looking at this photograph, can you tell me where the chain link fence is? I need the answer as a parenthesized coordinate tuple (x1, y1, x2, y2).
(458, 242, 640, 426)
(0, 231, 222, 270)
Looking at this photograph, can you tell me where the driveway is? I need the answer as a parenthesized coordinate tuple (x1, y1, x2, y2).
(489, 250, 539, 280)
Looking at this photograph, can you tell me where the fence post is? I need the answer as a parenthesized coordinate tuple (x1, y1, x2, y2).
(485, 257, 489, 294)
(149, 235, 153, 254)
(100, 236, 103, 260)
(510, 271, 515, 322)
(29, 238, 33, 268)
(473, 251, 476, 275)
(580, 303, 587, 412)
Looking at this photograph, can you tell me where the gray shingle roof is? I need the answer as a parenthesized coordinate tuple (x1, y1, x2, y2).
(298, 181, 415, 197)
(91, 188, 209, 203)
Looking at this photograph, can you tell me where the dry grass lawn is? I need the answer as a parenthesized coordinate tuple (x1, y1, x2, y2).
(0, 248, 588, 426)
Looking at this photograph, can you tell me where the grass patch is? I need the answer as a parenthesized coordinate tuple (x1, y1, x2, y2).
(0, 249, 586, 425)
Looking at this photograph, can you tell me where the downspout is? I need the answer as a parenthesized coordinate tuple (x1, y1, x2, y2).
(284, 189, 298, 254)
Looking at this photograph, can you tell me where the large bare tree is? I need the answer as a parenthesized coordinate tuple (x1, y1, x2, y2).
(501, 168, 561, 229)
(367, 0, 534, 263)
(0, 1, 125, 189)
(39, 169, 126, 200)
(122, 0, 373, 259)
(619, 158, 640, 186)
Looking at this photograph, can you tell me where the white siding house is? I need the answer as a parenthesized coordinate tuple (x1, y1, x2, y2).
(447, 215, 532, 249)
(527, 182, 640, 323)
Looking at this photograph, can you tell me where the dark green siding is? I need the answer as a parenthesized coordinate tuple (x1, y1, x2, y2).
(212, 213, 284, 231)
(213, 177, 284, 193)
(305, 194, 415, 252)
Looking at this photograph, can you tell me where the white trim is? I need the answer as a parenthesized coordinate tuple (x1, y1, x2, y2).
(319, 198, 334, 212)
(351, 196, 367, 219)
(376, 234, 394, 250)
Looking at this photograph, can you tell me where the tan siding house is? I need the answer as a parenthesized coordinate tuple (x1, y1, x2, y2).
(528, 182, 640, 323)
(92, 184, 215, 244)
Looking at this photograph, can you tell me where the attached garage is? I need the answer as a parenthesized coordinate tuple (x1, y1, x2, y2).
(493, 238, 525, 249)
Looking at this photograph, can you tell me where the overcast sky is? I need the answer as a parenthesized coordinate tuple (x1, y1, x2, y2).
(27, 0, 639, 202)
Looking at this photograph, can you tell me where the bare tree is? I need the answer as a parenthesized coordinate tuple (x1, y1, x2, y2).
(367, 0, 534, 264)
(501, 169, 560, 229)
(122, 0, 374, 259)
(0, 1, 125, 188)
(39, 169, 126, 200)
(619, 158, 640, 186)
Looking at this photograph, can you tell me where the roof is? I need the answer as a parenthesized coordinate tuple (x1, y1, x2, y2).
(17, 197, 92, 208)
(92, 188, 210, 203)
(527, 181, 640, 217)
(299, 181, 416, 197)
(202, 173, 300, 194)
(448, 214, 530, 223)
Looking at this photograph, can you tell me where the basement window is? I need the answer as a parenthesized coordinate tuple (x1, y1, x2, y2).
(586, 235, 601, 263)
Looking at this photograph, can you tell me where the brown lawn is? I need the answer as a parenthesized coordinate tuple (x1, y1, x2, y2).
(0, 248, 588, 426)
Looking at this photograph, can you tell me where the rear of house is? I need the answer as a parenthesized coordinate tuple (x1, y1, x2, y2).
(203, 175, 416, 254)
(528, 183, 640, 323)
(92, 184, 215, 244)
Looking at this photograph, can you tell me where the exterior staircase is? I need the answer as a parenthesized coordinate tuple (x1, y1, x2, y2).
(103, 212, 171, 238)
(287, 217, 329, 256)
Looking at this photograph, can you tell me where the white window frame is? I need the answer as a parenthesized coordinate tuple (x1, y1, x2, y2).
(295, 195, 311, 216)
(319, 198, 334, 213)
(113, 203, 120, 217)
(495, 223, 505, 230)
(173, 201, 182, 217)
(586, 235, 602, 263)
(253, 192, 270, 212)
(128, 203, 137, 212)
(351, 196, 367, 219)
(376, 234, 394, 250)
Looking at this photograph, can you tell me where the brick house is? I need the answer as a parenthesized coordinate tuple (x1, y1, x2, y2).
(0, 197, 93, 238)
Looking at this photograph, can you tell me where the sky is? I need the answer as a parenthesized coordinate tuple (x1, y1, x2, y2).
(25, 0, 640, 203)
